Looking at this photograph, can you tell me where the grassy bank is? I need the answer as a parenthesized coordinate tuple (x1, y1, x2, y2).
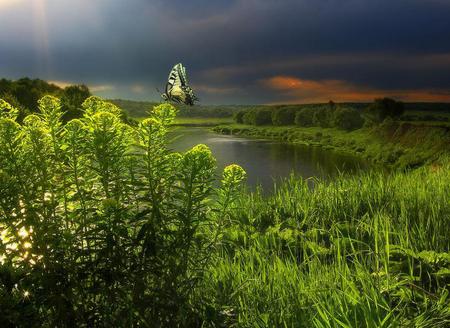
(172, 117, 233, 126)
(213, 121, 450, 168)
(201, 163, 450, 327)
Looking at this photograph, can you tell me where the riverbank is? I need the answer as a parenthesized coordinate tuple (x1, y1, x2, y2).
(213, 121, 450, 168)
(172, 117, 233, 127)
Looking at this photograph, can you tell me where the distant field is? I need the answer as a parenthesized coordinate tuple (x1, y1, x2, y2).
(109, 98, 243, 119)
(172, 117, 233, 126)
(133, 116, 233, 126)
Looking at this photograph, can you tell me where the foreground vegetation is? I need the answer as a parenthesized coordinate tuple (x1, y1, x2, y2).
(1, 96, 449, 327)
(205, 163, 450, 327)
(0, 96, 248, 326)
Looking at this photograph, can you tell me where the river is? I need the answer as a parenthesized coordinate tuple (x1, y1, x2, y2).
(170, 127, 368, 190)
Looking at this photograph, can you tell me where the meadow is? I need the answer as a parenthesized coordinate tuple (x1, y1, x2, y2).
(0, 96, 449, 327)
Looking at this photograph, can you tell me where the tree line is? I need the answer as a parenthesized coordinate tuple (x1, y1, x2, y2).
(233, 98, 405, 131)
(0, 78, 91, 122)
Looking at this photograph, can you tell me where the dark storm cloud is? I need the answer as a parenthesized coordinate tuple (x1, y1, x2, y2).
(1, 0, 450, 103)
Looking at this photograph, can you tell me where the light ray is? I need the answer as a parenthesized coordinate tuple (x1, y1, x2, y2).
(0, 0, 24, 9)
(32, 0, 51, 76)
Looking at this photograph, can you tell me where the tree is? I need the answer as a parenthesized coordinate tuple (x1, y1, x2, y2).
(233, 110, 246, 124)
(242, 109, 272, 125)
(61, 84, 91, 120)
(0, 78, 62, 114)
(333, 107, 364, 131)
(312, 106, 334, 128)
(271, 107, 296, 125)
(295, 108, 314, 127)
(254, 109, 273, 125)
(366, 98, 404, 123)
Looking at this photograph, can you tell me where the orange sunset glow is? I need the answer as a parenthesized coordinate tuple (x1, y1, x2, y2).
(262, 75, 450, 103)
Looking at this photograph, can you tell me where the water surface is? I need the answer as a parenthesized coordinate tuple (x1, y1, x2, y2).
(170, 127, 368, 190)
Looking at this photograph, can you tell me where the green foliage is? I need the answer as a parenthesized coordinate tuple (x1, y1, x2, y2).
(294, 107, 314, 126)
(0, 99, 20, 121)
(366, 97, 405, 123)
(0, 97, 246, 326)
(61, 84, 91, 121)
(0, 78, 60, 113)
(1, 94, 449, 327)
(233, 110, 245, 124)
(111, 99, 243, 119)
(271, 107, 296, 126)
(242, 109, 272, 126)
(333, 107, 364, 131)
(239, 103, 364, 131)
(203, 166, 450, 327)
(0, 78, 91, 122)
(312, 105, 335, 128)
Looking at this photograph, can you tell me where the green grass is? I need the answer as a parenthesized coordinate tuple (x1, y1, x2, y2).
(200, 163, 450, 327)
(172, 117, 233, 126)
(134, 116, 233, 126)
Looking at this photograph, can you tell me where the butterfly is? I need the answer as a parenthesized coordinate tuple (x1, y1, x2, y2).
(161, 63, 198, 106)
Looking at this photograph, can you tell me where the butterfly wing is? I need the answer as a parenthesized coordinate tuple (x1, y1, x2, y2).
(181, 85, 198, 106)
(177, 64, 188, 86)
(165, 63, 183, 94)
(164, 63, 198, 105)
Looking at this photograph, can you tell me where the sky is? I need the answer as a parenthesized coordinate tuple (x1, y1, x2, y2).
(1, 0, 450, 104)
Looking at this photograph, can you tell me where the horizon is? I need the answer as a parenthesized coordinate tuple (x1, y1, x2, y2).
(1, 0, 450, 104)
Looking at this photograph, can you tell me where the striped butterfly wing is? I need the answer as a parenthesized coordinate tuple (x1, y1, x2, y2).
(178, 64, 189, 86)
(178, 64, 199, 105)
(165, 63, 182, 94)
(181, 85, 198, 105)
(164, 63, 184, 103)
(165, 63, 198, 105)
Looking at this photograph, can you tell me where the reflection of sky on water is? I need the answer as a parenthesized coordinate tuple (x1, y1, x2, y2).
(169, 127, 368, 191)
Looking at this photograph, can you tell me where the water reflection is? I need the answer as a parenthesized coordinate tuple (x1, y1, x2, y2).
(169, 127, 368, 190)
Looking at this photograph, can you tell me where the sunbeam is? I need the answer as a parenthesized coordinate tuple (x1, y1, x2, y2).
(31, 0, 51, 76)
(0, 0, 23, 9)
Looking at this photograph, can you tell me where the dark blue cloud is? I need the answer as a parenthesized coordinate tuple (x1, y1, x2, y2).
(0, 0, 449, 103)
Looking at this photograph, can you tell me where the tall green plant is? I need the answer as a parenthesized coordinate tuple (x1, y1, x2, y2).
(0, 96, 246, 327)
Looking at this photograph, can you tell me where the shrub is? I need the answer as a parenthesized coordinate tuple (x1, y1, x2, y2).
(254, 109, 273, 125)
(366, 97, 405, 123)
(333, 107, 364, 131)
(242, 110, 255, 125)
(295, 108, 314, 126)
(312, 106, 334, 128)
(272, 107, 296, 126)
(242, 109, 272, 125)
(233, 110, 245, 124)
(61, 84, 91, 121)
(0, 96, 246, 326)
